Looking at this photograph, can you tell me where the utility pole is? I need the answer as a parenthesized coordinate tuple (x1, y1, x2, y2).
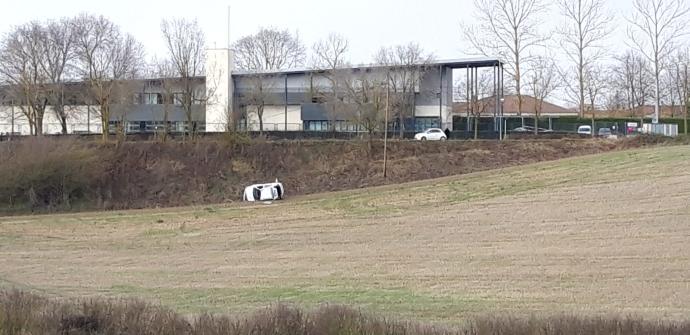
(383, 72, 390, 179)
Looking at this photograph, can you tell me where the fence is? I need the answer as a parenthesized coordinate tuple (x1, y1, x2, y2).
(642, 123, 679, 137)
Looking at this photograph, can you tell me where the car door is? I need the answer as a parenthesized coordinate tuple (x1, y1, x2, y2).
(429, 129, 440, 140)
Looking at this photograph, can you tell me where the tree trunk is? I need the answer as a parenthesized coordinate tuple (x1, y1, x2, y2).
(258, 105, 264, 135)
(101, 105, 110, 142)
(60, 116, 68, 134)
(654, 59, 660, 123)
(591, 108, 596, 138)
(57, 105, 68, 134)
(35, 113, 44, 136)
(683, 100, 689, 135)
(399, 87, 406, 139)
(534, 102, 539, 135)
(579, 51, 585, 119)
(514, 34, 522, 117)
(473, 115, 479, 140)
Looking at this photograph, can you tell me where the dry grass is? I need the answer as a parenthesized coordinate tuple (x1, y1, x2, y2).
(3, 290, 690, 335)
(1, 145, 690, 323)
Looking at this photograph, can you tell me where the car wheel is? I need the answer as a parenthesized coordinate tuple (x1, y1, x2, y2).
(421, 137, 427, 141)
(440, 137, 447, 141)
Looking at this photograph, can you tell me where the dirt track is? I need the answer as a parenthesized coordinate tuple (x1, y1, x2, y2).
(1, 145, 690, 321)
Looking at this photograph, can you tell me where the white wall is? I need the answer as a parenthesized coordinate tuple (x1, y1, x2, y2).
(246, 105, 302, 131)
(0, 106, 29, 135)
(205, 48, 234, 132)
(0, 105, 102, 135)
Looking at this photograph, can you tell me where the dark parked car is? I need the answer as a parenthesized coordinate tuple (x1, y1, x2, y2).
(598, 128, 612, 137)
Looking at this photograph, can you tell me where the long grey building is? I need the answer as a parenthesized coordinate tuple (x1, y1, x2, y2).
(0, 48, 504, 135)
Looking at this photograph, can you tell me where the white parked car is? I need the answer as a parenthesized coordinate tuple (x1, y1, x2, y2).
(414, 128, 447, 141)
(577, 125, 592, 135)
(243, 180, 285, 202)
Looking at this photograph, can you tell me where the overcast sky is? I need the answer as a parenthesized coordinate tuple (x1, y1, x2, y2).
(1, 0, 639, 63)
(2, 0, 686, 106)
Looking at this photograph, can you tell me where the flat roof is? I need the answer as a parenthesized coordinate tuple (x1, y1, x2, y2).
(232, 57, 503, 77)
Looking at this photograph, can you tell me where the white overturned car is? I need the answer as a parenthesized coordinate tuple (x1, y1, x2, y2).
(243, 180, 285, 202)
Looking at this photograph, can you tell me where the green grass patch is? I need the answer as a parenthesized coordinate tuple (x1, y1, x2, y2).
(105, 284, 493, 321)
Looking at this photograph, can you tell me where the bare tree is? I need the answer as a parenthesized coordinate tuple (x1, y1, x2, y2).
(584, 63, 607, 136)
(0, 22, 49, 135)
(110, 79, 140, 141)
(312, 33, 350, 132)
(161, 18, 205, 138)
(603, 79, 628, 116)
(149, 57, 177, 141)
(241, 74, 278, 134)
(312, 33, 349, 70)
(375, 43, 434, 138)
(42, 18, 77, 134)
(233, 28, 305, 133)
(673, 49, 689, 134)
(614, 51, 654, 122)
(558, 0, 612, 118)
(628, 0, 690, 123)
(73, 14, 145, 142)
(661, 60, 679, 117)
(464, 0, 547, 116)
(342, 72, 387, 146)
(233, 27, 306, 71)
(527, 56, 561, 134)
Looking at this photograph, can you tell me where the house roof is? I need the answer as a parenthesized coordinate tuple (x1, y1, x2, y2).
(595, 105, 687, 119)
(453, 95, 577, 116)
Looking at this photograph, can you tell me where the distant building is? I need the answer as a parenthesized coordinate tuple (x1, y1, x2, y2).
(0, 49, 504, 135)
(453, 94, 578, 118)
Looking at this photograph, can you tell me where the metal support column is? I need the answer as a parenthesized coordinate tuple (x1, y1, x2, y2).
(500, 63, 505, 139)
(439, 65, 443, 129)
(284, 74, 288, 131)
(494, 63, 499, 138)
(472, 67, 481, 137)
(466, 65, 470, 134)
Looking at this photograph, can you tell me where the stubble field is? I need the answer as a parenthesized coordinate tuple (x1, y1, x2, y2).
(1, 144, 690, 322)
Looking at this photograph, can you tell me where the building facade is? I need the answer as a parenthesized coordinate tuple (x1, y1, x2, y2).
(0, 49, 503, 135)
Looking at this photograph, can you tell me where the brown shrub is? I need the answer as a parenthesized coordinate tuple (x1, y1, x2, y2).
(0, 136, 677, 214)
(2, 290, 690, 335)
(0, 138, 111, 212)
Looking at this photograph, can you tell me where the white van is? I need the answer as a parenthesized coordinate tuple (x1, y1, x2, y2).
(577, 125, 592, 135)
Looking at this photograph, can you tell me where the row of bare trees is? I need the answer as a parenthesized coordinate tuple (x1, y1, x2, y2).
(231, 27, 437, 136)
(0, 14, 209, 141)
(229, 0, 690, 136)
(0, 14, 146, 140)
(3, 0, 689, 139)
(463, 0, 690, 130)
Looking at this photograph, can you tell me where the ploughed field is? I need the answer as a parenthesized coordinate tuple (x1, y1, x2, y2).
(1, 145, 690, 322)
